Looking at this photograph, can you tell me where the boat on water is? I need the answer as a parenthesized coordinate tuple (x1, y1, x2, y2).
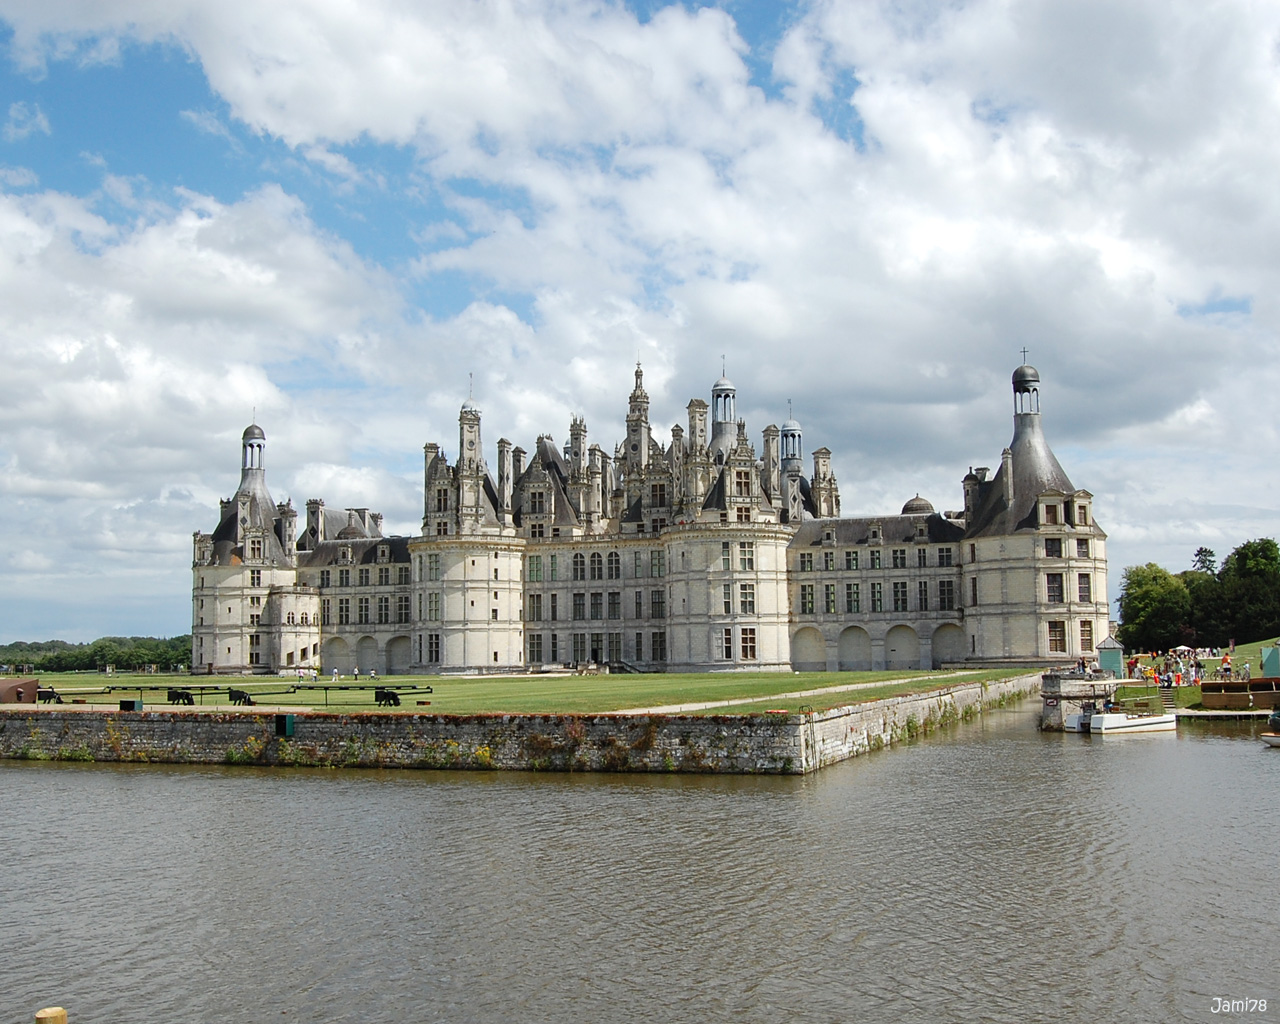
(1064, 702, 1177, 734)
(1262, 711, 1280, 748)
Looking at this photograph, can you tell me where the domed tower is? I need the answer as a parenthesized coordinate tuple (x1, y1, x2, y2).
(780, 415, 803, 471)
(709, 373, 737, 459)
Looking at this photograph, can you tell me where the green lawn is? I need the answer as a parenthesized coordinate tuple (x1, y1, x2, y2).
(33, 667, 1034, 716)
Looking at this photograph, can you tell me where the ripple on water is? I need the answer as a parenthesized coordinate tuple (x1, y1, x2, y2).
(2, 706, 1277, 1023)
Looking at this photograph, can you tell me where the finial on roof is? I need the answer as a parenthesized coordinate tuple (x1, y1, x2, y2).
(1020, 346, 1029, 363)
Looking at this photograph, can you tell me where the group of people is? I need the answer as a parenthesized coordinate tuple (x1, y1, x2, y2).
(1124, 649, 1250, 686)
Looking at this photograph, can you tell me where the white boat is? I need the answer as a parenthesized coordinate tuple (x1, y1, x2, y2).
(1085, 710, 1177, 734)
(1261, 734, 1280, 748)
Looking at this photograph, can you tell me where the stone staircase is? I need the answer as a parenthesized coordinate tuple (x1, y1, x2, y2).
(1159, 688, 1177, 711)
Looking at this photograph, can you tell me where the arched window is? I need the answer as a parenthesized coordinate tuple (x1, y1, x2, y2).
(607, 551, 621, 579)
(590, 552, 603, 580)
(572, 552, 586, 581)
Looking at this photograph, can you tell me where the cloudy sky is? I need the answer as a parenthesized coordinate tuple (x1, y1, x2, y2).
(2, 0, 1279, 643)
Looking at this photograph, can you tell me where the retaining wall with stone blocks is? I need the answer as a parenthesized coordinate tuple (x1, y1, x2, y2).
(0, 673, 1040, 774)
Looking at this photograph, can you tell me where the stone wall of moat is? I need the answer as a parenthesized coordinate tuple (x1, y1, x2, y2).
(0, 673, 1040, 774)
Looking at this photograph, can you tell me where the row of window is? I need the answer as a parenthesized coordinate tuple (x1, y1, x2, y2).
(799, 580, 958, 615)
(1044, 538, 1093, 558)
(527, 550, 668, 582)
(317, 566, 412, 588)
(525, 632, 668, 664)
(525, 590, 668, 621)
(322, 596, 412, 626)
(798, 548, 954, 572)
(1048, 620, 1094, 652)
(1046, 573, 1093, 604)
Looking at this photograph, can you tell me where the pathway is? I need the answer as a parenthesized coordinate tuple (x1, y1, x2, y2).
(611, 670, 984, 715)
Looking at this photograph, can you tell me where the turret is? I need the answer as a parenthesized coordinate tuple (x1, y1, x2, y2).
(625, 363, 651, 470)
(710, 374, 737, 458)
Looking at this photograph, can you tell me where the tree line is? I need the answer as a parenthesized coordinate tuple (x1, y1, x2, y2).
(0, 636, 191, 672)
(1118, 540, 1280, 653)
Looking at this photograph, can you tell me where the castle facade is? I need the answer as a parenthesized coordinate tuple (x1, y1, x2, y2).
(191, 363, 1109, 675)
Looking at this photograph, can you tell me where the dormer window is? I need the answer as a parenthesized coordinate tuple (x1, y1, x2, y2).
(1077, 504, 1089, 526)
(528, 491, 546, 514)
(378, 545, 389, 562)
(1044, 504, 1059, 525)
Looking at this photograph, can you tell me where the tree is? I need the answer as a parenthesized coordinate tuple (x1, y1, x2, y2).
(1117, 563, 1191, 652)
(1218, 538, 1280, 644)
(1179, 569, 1227, 647)
(1192, 547, 1217, 574)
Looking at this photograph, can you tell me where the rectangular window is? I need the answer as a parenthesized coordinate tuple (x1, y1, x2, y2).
(549, 555, 558, 581)
(528, 633, 543, 663)
(723, 583, 733, 615)
(917, 548, 928, 568)
(1046, 573, 1065, 604)
(824, 584, 837, 614)
(530, 522, 545, 539)
(526, 555, 542, 582)
(377, 595, 390, 624)
(378, 567, 390, 586)
(248, 634, 261, 666)
(321, 598, 331, 625)
(800, 584, 815, 615)
(573, 634, 588, 663)
(824, 551, 835, 571)
(938, 547, 953, 567)
(590, 633, 604, 661)
(398, 565, 411, 585)
(651, 482, 668, 506)
(721, 627, 734, 659)
(1078, 574, 1092, 603)
(319, 569, 331, 588)
(338, 598, 350, 625)
(734, 470, 751, 497)
(590, 592, 603, 620)
(607, 552, 621, 579)
(550, 633, 559, 662)
(249, 613, 260, 626)
(736, 506, 750, 523)
(358, 597, 371, 624)
(871, 582, 883, 612)
(397, 595, 410, 624)
(634, 632, 642, 661)
(249, 539, 263, 560)
(918, 581, 928, 611)
(721, 541, 731, 570)
(1077, 505, 1089, 526)
(608, 592, 621, 620)
(893, 581, 908, 612)
(550, 593, 558, 621)
(846, 582, 860, 613)
(359, 568, 370, 586)
(799, 552, 813, 572)
(1044, 538, 1063, 558)
(870, 550, 881, 570)
(651, 632, 667, 661)
(650, 590, 666, 618)
(1077, 539, 1090, 558)
(427, 634, 441, 663)
(740, 627, 757, 660)
(1048, 620, 1067, 653)
(739, 542, 755, 571)
(528, 491, 545, 514)
(608, 633, 622, 661)
(938, 580, 955, 611)
(969, 543, 976, 563)
(527, 593, 543, 621)
(634, 591, 643, 618)
(435, 521, 449, 536)
(970, 577, 978, 605)
(1080, 620, 1094, 651)
(426, 593, 440, 622)
(650, 550, 665, 578)
(635, 552, 644, 578)
(250, 569, 262, 587)
(892, 549, 907, 569)
(845, 550, 859, 570)
(1045, 504, 1059, 525)
(572, 593, 586, 620)
(740, 583, 756, 614)
(427, 554, 441, 581)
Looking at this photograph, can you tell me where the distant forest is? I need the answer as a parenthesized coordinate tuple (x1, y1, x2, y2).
(0, 636, 191, 672)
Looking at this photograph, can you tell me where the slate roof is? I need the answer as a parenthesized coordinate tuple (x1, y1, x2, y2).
(965, 413, 1075, 538)
(791, 512, 965, 547)
(297, 535, 412, 568)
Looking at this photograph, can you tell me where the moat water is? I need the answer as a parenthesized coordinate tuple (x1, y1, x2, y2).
(2, 703, 1276, 1023)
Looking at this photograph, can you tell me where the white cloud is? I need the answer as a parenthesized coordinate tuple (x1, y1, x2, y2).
(3, 99, 50, 140)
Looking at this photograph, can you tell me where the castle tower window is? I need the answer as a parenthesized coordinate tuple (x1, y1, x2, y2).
(1077, 539, 1090, 558)
(527, 555, 542, 582)
(1044, 504, 1059, 525)
(250, 570, 262, 587)
(938, 580, 955, 610)
(651, 482, 667, 506)
(723, 583, 732, 614)
(590, 552, 603, 580)
(1078, 574, 1092, 602)
(1077, 505, 1089, 525)
(1046, 573, 1065, 604)
(1048, 621, 1067, 653)
(740, 583, 756, 614)
(607, 552, 621, 579)
(738, 542, 754, 571)
(528, 491, 545, 514)
(721, 627, 733, 660)
(572, 553, 586, 581)
(249, 539, 263, 560)
(530, 523, 545, 539)
(435, 488, 449, 512)
(733, 471, 750, 498)
(740, 628, 756, 661)
(1080, 620, 1094, 651)
(1045, 538, 1063, 558)
(721, 542, 731, 570)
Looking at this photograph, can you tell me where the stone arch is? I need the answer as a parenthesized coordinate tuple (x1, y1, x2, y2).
(931, 623, 965, 668)
(838, 625, 872, 671)
(386, 636, 412, 675)
(791, 627, 827, 672)
(885, 624, 920, 670)
(356, 636, 379, 674)
(323, 636, 352, 676)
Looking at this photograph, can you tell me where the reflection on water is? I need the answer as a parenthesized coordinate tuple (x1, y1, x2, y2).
(2, 706, 1276, 1023)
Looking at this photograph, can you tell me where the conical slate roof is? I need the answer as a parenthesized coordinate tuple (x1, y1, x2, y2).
(965, 412, 1074, 538)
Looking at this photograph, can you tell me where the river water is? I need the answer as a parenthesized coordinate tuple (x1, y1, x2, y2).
(2, 702, 1275, 1023)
